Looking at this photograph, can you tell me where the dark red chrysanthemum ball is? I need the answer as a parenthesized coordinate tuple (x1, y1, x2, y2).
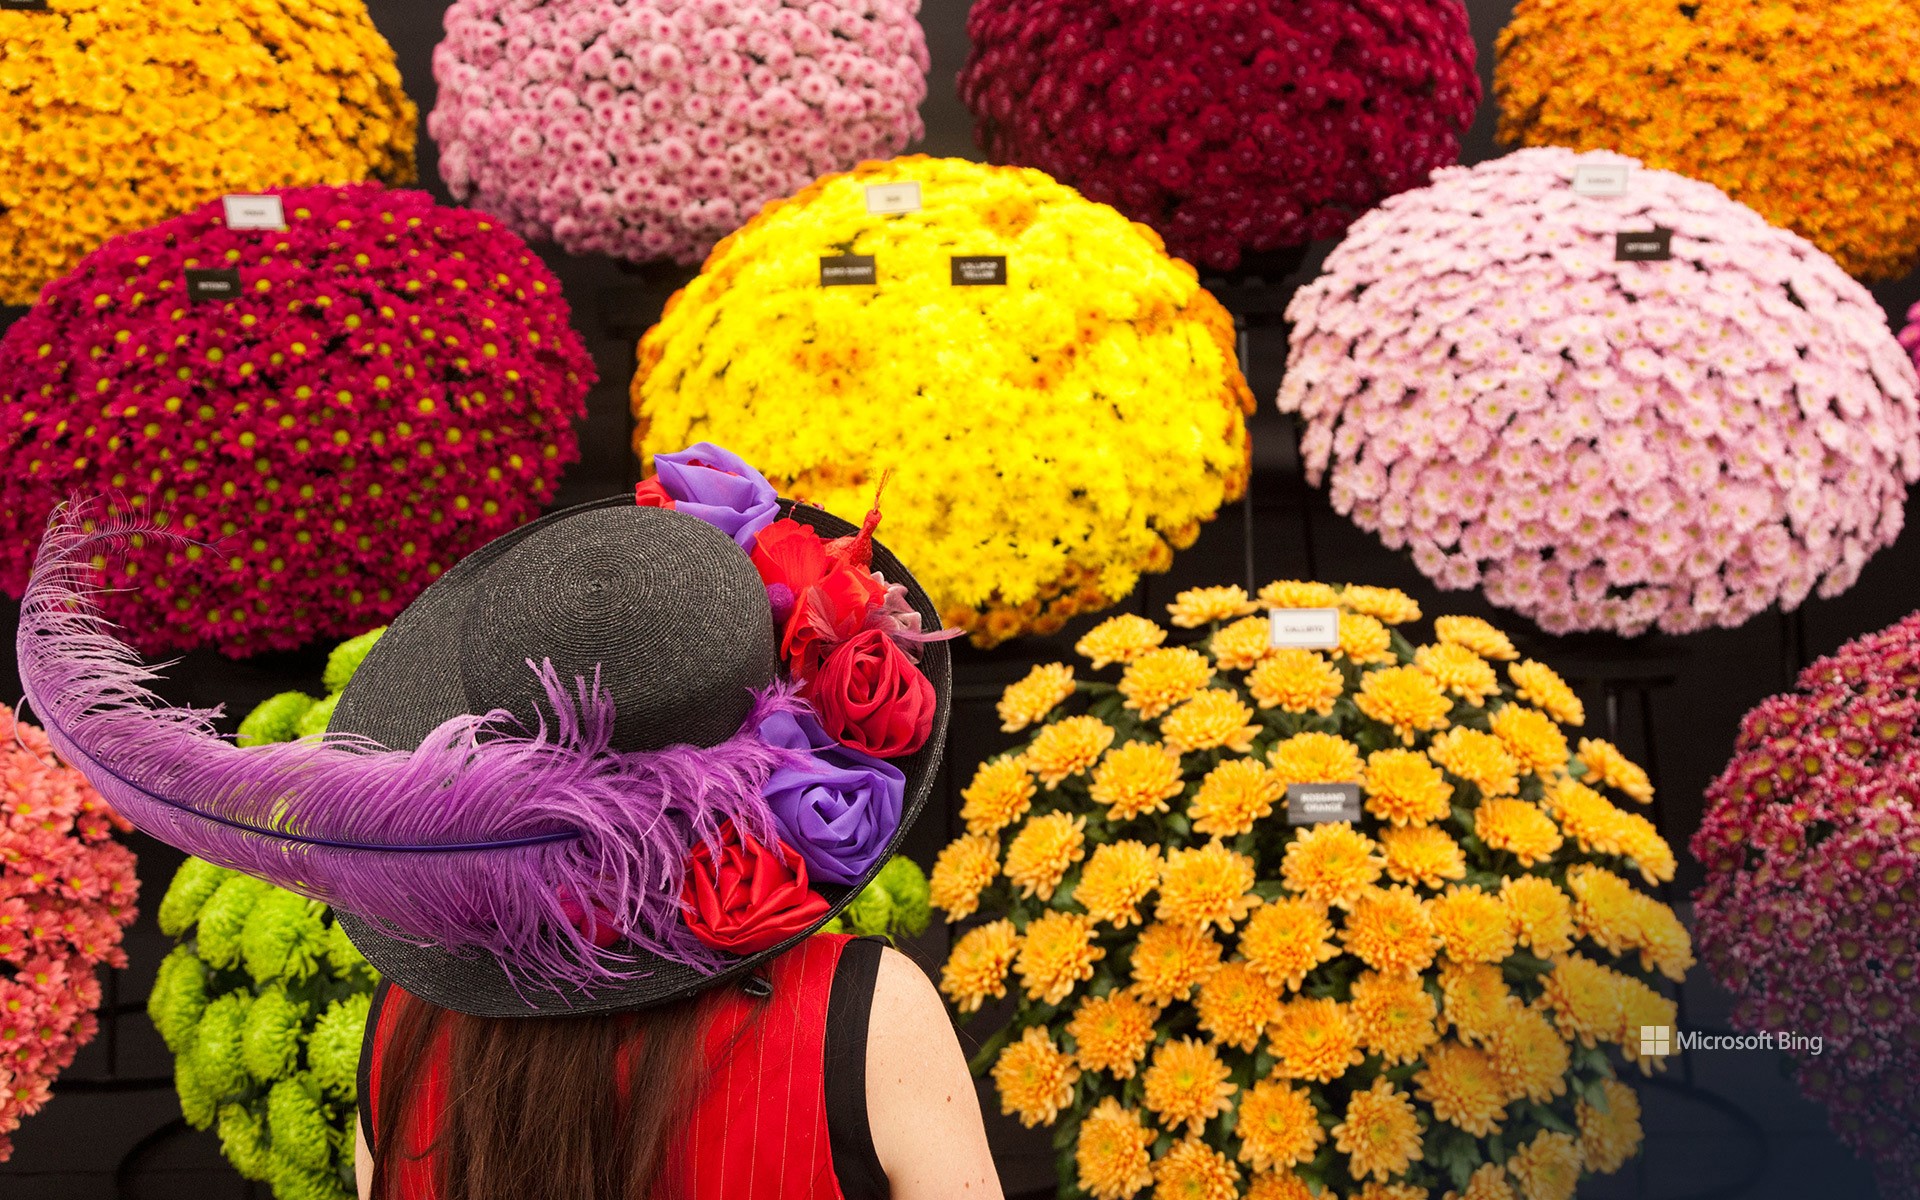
(959, 0, 1480, 270)
(0, 182, 595, 657)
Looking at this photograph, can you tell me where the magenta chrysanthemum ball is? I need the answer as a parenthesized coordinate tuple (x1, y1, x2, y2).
(959, 0, 1480, 271)
(0, 182, 595, 657)
(1279, 147, 1920, 637)
(430, 0, 930, 265)
(1694, 615, 1920, 1197)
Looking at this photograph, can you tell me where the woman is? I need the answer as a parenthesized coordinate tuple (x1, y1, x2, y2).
(16, 446, 1002, 1200)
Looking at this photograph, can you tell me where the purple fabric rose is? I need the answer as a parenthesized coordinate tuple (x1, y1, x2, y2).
(653, 442, 781, 548)
(758, 708, 904, 886)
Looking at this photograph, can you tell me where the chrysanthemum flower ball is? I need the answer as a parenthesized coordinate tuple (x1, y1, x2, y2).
(430, 0, 929, 266)
(1279, 147, 1920, 638)
(1694, 612, 1920, 1197)
(632, 156, 1254, 648)
(1496, 0, 1920, 280)
(0, 183, 596, 657)
(0, 0, 417, 306)
(959, 0, 1480, 271)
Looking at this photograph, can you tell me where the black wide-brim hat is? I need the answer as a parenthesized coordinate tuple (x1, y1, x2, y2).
(329, 494, 951, 1018)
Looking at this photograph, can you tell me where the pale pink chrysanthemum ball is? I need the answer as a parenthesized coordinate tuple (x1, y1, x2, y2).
(1279, 147, 1920, 637)
(429, 0, 930, 265)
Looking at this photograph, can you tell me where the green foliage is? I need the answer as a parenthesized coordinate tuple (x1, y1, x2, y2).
(153, 629, 385, 1200)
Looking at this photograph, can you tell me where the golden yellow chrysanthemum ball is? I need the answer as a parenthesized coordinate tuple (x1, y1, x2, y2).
(632, 156, 1254, 646)
(0, 0, 418, 305)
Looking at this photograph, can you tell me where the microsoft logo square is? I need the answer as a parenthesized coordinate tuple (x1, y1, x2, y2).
(1640, 1025, 1672, 1058)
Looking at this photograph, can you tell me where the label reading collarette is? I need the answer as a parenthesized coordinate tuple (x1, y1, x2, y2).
(222, 194, 287, 231)
(1269, 608, 1340, 650)
(1615, 229, 1674, 262)
(1286, 783, 1363, 826)
(1571, 163, 1630, 197)
(185, 268, 243, 303)
(820, 255, 877, 287)
(864, 182, 921, 216)
(951, 255, 1007, 286)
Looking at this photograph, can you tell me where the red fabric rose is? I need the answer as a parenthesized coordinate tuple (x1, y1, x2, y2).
(633, 478, 677, 509)
(750, 518, 829, 595)
(804, 628, 936, 759)
(783, 567, 886, 678)
(681, 822, 830, 955)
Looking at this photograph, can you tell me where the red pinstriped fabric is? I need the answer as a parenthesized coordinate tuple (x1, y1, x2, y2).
(369, 934, 854, 1199)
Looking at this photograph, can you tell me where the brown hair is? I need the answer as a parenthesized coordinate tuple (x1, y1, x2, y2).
(372, 990, 733, 1200)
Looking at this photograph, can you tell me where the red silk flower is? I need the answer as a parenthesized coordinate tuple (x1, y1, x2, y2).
(752, 517, 888, 676)
(633, 478, 676, 510)
(681, 822, 830, 955)
(805, 628, 936, 758)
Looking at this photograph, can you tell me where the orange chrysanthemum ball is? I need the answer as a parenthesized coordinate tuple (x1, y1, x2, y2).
(1496, 0, 1920, 279)
(937, 582, 1689, 1196)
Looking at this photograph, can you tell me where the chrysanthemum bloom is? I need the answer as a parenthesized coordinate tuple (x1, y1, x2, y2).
(0, 706, 139, 1161)
(1168, 586, 1258, 629)
(1016, 911, 1104, 1006)
(1151, 1137, 1241, 1200)
(1575, 739, 1652, 805)
(929, 834, 999, 921)
(1249, 651, 1345, 715)
(1076, 1097, 1157, 1200)
(1576, 1079, 1643, 1175)
(1120, 648, 1216, 719)
(1457, 1164, 1520, 1200)
(1000, 664, 1077, 732)
(1077, 614, 1169, 669)
(940, 921, 1020, 1014)
(1496, 0, 1920, 278)
(0, 0, 416, 305)
(0, 184, 594, 655)
(1696, 611, 1920, 1188)
(1069, 991, 1160, 1080)
(1156, 844, 1259, 934)
(993, 1026, 1081, 1127)
(1211, 617, 1276, 673)
(1161, 691, 1260, 756)
(634, 157, 1253, 647)
(1005, 812, 1088, 902)
(1333, 1078, 1424, 1182)
(1507, 662, 1584, 726)
(938, 590, 1679, 1191)
(1025, 717, 1117, 789)
(960, 757, 1036, 835)
(960, 0, 1479, 271)
(432, 0, 927, 267)
(1356, 665, 1455, 746)
(1281, 147, 1920, 636)
(1076, 841, 1163, 929)
(1090, 742, 1187, 822)
(1506, 1130, 1582, 1200)
(1142, 1037, 1237, 1134)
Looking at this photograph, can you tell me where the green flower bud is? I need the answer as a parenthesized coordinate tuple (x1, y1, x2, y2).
(197, 875, 272, 970)
(237, 691, 319, 748)
(293, 693, 341, 740)
(174, 1052, 219, 1130)
(189, 992, 253, 1103)
(265, 1149, 354, 1200)
(157, 857, 237, 937)
(148, 944, 212, 1054)
(267, 1075, 335, 1172)
(241, 985, 311, 1084)
(309, 992, 372, 1101)
(874, 856, 931, 937)
(844, 883, 894, 937)
(216, 1101, 273, 1181)
(241, 888, 329, 986)
(322, 627, 387, 696)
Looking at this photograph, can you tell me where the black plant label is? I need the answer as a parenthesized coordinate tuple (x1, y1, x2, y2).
(951, 256, 1007, 287)
(1615, 229, 1674, 262)
(1286, 783, 1362, 826)
(185, 268, 243, 303)
(0, 1, 53, 11)
(820, 255, 877, 287)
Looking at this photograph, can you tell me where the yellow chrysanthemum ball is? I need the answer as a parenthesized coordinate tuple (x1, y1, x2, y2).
(0, 0, 418, 305)
(1495, 0, 1920, 278)
(632, 156, 1253, 646)
(999, 663, 1077, 733)
(992, 1025, 1081, 1127)
(936, 585, 1686, 1196)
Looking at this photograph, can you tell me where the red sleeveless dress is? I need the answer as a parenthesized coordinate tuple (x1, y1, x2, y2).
(361, 933, 884, 1200)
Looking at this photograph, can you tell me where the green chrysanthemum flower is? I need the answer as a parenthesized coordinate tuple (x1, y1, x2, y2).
(158, 857, 237, 937)
(148, 944, 211, 1054)
(323, 918, 374, 982)
(875, 856, 931, 937)
(237, 691, 319, 748)
(174, 1051, 219, 1130)
(217, 1101, 274, 1181)
(310, 993, 371, 1101)
(266, 1148, 354, 1200)
(241, 888, 329, 985)
(189, 992, 253, 1103)
(268, 1075, 335, 1172)
(293, 693, 342, 740)
(242, 985, 311, 1085)
(323, 626, 387, 695)
(844, 884, 895, 937)
(197, 874, 272, 970)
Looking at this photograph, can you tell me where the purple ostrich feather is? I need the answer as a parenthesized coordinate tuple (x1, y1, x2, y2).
(15, 504, 808, 997)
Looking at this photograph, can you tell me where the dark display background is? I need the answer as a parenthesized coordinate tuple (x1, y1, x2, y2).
(2, 0, 1915, 1196)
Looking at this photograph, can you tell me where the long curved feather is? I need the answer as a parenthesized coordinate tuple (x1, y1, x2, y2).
(16, 504, 803, 998)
